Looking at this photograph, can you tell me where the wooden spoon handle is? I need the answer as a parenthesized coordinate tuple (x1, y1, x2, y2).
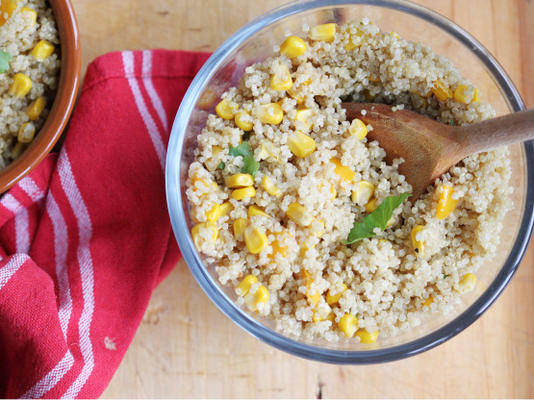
(454, 108, 534, 155)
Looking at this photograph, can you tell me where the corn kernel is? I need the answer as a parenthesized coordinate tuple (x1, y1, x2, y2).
(206, 201, 232, 222)
(261, 175, 281, 196)
(236, 274, 258, 296)
(248, 205, 268, 218)
(458, 273, 476, 294)
(269, 231, 292, 259)
(258, 140, 281, 162)
(234, 110, 253, 131)
(270, 63, 293, 91)
(244, 224, 268, 254)
(231, 186, 256, 200)
(215, 99, 238, 120)
(0, 0, 18, 26)
(280, 35, 307, 58)
(225, 173, 254, 188)
(287, 131, 316, 158)
(436, 185, 458, 219)
(349, 118, 368, 140)
(411, 225, 425, 255)
(453, 84, 474, 104)
(330, 158, 355, 181)
(301, 269, 320, 306)
(345, 28, 365, 50)
(338, 313, 358, 338)
(287, 86, 304, 104)
(245, 285, 269, 311)
(309, 23, 337, 42)
(356, 328, 379, 344)
(17, 122, 35, 143)
(9, 73, 32, 98)
(31, 40, 55, 61)
(20, 7, 36, 25)
(326, 283, 347, 305)
(473, 88, 480, 103)
(431, 79, 452, 102)
(423, 295, 434, 307)
(294, 108, 314, 132)
(26, 96, 46, 120)
(352, 180, 374, 206)
(365, 197, 379, 213)
(257, 103, 284, 125)
(191, 222, 218, 250)
(233, 218, 247, 239)
(287, 202, 312, 227)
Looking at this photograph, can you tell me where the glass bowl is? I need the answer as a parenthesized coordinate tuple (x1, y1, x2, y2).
(166, 0, 534, 363)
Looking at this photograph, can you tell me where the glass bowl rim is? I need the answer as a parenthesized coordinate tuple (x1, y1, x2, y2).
(165, 0, 534, 364)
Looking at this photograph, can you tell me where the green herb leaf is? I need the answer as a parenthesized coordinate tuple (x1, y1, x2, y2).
(217, 161, 225, 170)
(344, 192, 411, 245)
(0, 51, 12, 74)
(229, 142, 253, 158)
(241, 155, 260, 178)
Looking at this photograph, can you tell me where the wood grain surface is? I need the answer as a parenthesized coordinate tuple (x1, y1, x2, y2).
(67, 0, 534, 397)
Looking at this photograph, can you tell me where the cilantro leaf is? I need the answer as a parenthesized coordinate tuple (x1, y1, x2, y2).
(0, 51, 12, 74)
(229, 142, 253, 158)
(345, 192, 411, 244)
(241, 155, 259, 178)
(217, 161, 225, 170)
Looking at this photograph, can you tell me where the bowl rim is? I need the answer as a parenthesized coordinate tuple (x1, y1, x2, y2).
(0, 0, 81, 192)
(166, 0, 534, 363)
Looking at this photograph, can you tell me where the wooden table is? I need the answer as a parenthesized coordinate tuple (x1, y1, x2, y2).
(69, 0, 534, 397)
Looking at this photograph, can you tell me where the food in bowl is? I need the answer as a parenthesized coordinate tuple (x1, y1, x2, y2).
(0, 0, 60, 169)
(185, 20, 511, 342)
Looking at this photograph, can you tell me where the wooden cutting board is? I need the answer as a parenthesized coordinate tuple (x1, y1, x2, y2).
(68, 0, 534, 397)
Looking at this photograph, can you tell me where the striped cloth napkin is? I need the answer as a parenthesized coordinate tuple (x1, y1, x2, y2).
(0, 49, 210, 398)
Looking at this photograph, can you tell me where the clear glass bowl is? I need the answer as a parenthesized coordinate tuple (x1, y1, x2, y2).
(166, 0, 534, 363)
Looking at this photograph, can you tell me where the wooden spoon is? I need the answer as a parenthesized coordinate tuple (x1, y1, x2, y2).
(342, 102, 534, 199)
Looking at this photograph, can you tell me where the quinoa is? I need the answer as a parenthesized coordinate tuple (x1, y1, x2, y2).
(0, 0, 60, 168)
(185, 20, 512, 342)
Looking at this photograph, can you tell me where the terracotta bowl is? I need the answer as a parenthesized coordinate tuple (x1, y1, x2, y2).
(0, 0, 81, 192)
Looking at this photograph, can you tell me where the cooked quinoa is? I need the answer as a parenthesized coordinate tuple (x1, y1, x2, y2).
(0, 0, 60, 168)
(185, 20, 512, 342)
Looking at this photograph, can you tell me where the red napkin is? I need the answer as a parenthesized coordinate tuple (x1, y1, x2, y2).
(0, 49, 210, 399)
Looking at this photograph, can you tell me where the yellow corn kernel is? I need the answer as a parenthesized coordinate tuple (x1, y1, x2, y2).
(280, 35, 307, 58)
(326, 283, 347, 305)
(436, 185, 458, 219)
(458, 273, 477, 294)
(8, 73, 32, 98)
(231, 186, 256, 200)
(270, 231, 291, 258)
(17, 122, 35, 143)
(365, 197, 379, 213)
(26, 96, 46, 121)
(215, 99, 238, 120)
(245, 285, 269, 311)
(431, 79, 452, 102)
(287, 131, 316, 158)
(236, 274, 258, 296)
(206, 201, 231, 222)
(423, 295, 434, 307)
(352, 180, 374, 206)
(473, 88, 480, 103)
(286, 202, 312, 227)
(294, 108, 314, 132)
(225, 173, 254, 188)
(20, 7, 36, 25)
(234, 110, 253, 131)
(301, 269, 320, 306)
(411, 225, 425, 255)
(338, 313, 358, 338)
(257, 103, 284, 125)
(261, 175, 281, 196)
(330, 184, 337, 200)
(287, 86, 304, 104)
(330, 158, 355, 181)
(233, 218, 247, 239)
(453, 84, 474, 104)
(31, 40, 55, 61)
(248, 205, 268, 218)
(345, 28, 365, 51)
(244, 224, 268, 254)
(0, 0, 18, 26)
(212, 145, 223, 155)
(270, 63, 293, 91)
(309, 23, 337, 42)
(356, 328, 379, 344)
(349, 118, 368, 140)
(191, 222, 218, 250)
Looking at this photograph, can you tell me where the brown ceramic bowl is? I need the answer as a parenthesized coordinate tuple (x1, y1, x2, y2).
(0, 0, 81, 192)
